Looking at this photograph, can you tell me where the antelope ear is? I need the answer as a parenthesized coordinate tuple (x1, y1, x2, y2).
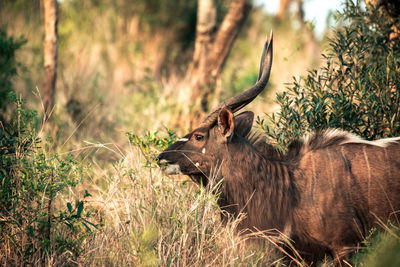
(234, 111, 254, 137)
(218, 107, 234, 139)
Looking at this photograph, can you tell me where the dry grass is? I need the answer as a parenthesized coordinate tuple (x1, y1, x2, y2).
(72, 141, 297, 266)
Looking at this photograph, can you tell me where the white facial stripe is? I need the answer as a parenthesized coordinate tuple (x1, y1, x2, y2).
(202, 148, 206, 154)
(177, 138, 189, 142)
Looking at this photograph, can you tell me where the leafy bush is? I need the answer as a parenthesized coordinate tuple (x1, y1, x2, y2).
(0, 27, 25, 112)
(0, 95, 95, 265)
(258, 0, 400, 151)
(128, 130, 177, 163)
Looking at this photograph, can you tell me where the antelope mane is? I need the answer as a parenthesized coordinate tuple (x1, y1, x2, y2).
(295, 129, 400, 155)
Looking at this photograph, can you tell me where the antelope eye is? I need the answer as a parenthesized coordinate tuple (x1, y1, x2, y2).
(194, 134, 204, 141)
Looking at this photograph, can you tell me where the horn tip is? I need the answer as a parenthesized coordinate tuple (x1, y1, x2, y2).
(266, 30, 273, 43)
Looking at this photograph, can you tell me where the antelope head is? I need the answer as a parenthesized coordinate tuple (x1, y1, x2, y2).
(157, 32, 273, 186)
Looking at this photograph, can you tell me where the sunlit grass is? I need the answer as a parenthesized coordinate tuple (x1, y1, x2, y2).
(76, 138, 288, 266)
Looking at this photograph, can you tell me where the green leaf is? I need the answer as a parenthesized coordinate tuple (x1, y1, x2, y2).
(84, 189, 92, 198)
(76, 201, 84, 218)
(67, 202, 72, 213)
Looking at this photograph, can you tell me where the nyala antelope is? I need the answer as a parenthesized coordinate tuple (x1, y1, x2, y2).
(157, 32, 400, 265)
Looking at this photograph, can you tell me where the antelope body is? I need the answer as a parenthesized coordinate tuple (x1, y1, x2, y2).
(157, 32, 400, 264)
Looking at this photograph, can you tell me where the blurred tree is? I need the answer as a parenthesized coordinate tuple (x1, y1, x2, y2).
(43, 0, 58, 120)
(295, 0, 318, 57)
(276, 0, 292, 20)
(189, 0, 252, 120)
(190, 0, 217, 110)
(275, 0, 318, 57)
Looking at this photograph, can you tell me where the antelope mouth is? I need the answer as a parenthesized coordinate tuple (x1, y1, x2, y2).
(164, 164, 183, 175)
(158, 160, 206, 181)
(158, 159, 183, 175)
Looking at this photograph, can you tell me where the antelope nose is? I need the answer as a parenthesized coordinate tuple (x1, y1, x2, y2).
(159, 159, 169, 165)
(156, 154, 168, 166)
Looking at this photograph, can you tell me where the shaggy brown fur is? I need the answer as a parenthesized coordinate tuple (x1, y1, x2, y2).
(158, 109, 400, 265)
(287, 130, 400, 264)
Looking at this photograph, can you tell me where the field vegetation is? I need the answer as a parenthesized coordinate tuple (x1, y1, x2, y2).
(1, 0, 399, 266)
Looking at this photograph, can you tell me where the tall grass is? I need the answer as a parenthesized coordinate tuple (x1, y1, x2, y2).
(78, 132, 291, 266)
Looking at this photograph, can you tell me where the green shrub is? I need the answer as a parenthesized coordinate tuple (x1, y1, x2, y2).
(258, 0, 400, 151)
(128, 130, 177, 163)
(0, 27, 25, 112)
(0, 95, 95, 265)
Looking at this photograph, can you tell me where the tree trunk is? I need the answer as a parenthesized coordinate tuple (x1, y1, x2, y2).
(190, 0, 217, 108)
(277, 0, 292, 20)
(43, 0, 58, 120)
(296, 0, 319, 57)
(189, 0, 251, 124)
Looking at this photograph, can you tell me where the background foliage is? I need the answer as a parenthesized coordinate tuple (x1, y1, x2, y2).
(0, 0, 399, 265)
(259, 0, 400, 150)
